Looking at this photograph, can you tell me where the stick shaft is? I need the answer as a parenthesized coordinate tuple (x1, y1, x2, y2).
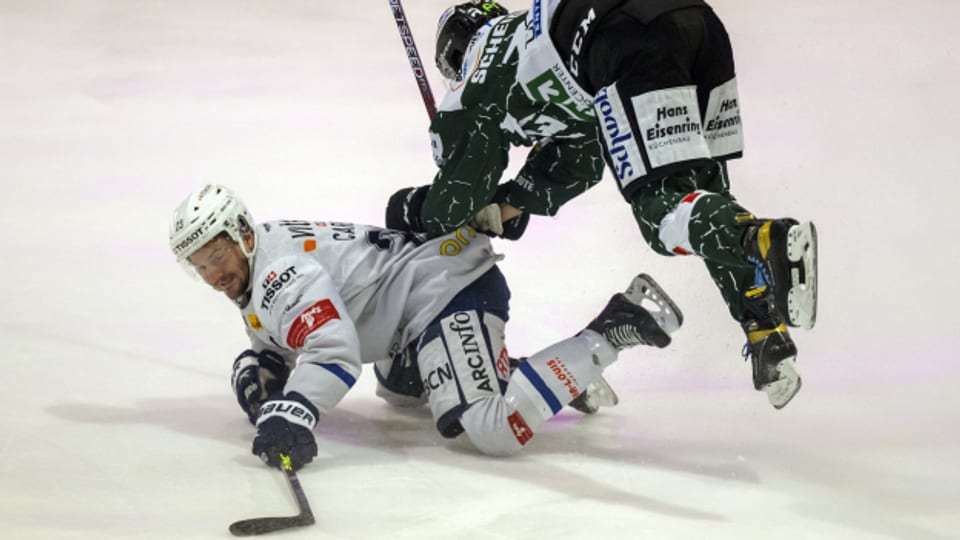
(388, 0, 437, 119)
(280, 454, 314, 521)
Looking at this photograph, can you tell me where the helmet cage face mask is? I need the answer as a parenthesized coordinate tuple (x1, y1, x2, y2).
(435, 1, 509, 81)
(169, 184, 256, 279)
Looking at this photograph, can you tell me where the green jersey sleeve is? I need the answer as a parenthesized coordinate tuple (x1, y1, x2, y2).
(421, 13, 604, 236)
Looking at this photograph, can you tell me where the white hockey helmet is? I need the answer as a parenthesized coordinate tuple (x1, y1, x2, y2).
(169, 184, 256, 266)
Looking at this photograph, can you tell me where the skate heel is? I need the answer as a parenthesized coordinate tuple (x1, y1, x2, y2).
(764, 357, 802, 409)
(742, 305, 802, 409)
(624, 273, 684, 335)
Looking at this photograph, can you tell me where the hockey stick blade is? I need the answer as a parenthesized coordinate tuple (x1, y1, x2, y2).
(229, 514, 314, 537)
(229, 454, 315, 536)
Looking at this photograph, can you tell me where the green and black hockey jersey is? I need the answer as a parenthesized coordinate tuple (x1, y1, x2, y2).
(422, 10, 605, 238)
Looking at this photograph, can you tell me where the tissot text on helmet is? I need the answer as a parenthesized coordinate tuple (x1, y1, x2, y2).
(173, 226, 206, 256)
(169, 184, 256, 267)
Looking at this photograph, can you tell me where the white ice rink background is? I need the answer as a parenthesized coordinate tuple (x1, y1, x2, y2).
(2, 1, 959, 539)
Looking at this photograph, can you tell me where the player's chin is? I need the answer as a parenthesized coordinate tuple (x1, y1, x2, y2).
(226, 285, 245, 300)
(220, 278, 244, 299)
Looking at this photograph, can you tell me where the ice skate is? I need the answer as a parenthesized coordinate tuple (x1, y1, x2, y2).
(510, 356, 619, 414)
(742, 219, 818, 329)
(742, 286, 801, 409)
(586, 274, 683, 350)
(568, 377, 620, 414)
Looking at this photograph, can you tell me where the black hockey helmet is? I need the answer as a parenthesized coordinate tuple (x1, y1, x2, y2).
(435, 1, 509, 81)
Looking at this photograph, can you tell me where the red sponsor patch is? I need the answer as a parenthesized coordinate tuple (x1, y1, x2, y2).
(495, 347, 510, 380)
(507, 411, 533, 446)
(672, 246, 692, 256)
(286, 299, 340, 348)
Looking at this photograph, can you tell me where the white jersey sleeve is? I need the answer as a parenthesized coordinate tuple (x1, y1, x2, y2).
(243, 329, 297, 371)
(243, 255, 362, 417)
(238, 220, 500, 421)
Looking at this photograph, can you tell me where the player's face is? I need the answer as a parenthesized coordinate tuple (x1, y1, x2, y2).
(188, 235, 249, 299)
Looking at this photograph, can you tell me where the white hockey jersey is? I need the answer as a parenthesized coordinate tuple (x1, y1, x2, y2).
(239, 221, 499, 417)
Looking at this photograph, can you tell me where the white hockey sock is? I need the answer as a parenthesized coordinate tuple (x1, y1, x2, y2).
(504, 331, 617, 431)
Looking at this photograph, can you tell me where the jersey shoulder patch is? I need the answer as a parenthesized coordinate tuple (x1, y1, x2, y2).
(286, 299, 341, 349)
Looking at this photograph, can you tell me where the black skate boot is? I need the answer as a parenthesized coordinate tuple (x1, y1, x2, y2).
(586, 274, 683, 350)
(741, 286, 801, 409)
(741, 218, 818, 329)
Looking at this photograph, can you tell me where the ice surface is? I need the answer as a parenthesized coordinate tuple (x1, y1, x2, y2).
(2, 1, 959, 539)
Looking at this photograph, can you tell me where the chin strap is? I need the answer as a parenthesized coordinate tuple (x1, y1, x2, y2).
(234, 229, 258, 307)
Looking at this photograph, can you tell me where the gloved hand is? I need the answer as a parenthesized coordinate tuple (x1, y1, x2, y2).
(469, 203, 504, 236)
(493, 182, 529, 240)
(385, 185, 430, 233)
(231, 349, 290, 424)
(252, 392, 319, 471)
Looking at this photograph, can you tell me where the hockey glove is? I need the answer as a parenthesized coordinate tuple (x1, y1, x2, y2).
(500, 211, 530, 241)
(385, 185, 430, 233)
(493, 182, 529, 240)
(252, 392, 319, 471)
(231, 349, 290, 424)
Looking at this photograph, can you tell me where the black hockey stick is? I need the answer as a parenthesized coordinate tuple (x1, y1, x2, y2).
(228, 454, 315, 536)
(388, 0, 437, 119)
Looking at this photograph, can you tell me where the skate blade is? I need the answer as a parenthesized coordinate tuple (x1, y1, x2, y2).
(588, 376, 619, 406)
(786, 222, 817, 330)
(763, 358, 802, 409)
(624, 273, 684, 335)
(569, 376, 619, 414)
